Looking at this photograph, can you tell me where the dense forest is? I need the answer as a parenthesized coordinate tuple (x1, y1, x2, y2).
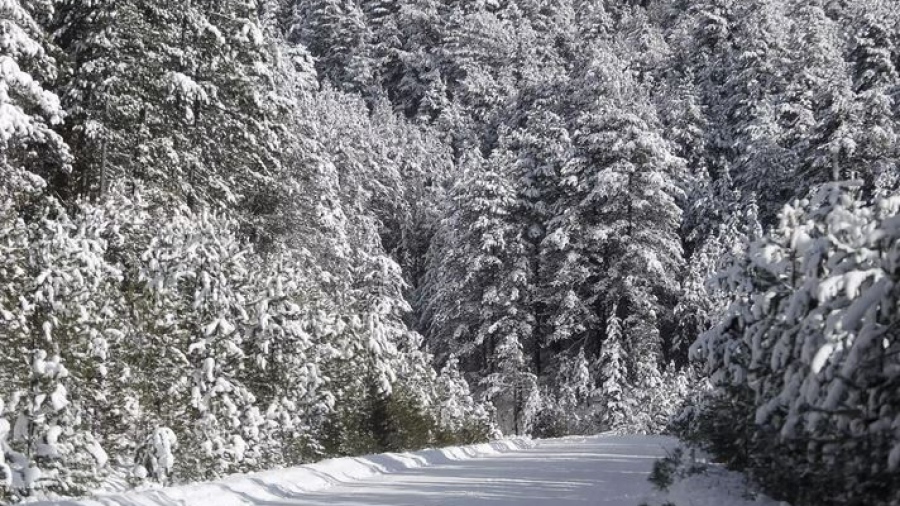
(1, 0, 899, 504)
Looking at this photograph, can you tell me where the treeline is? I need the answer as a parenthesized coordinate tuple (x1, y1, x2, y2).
(1, 0, 490, 501)
(2, 0, 899, 504)
(288, 0, 900, 503)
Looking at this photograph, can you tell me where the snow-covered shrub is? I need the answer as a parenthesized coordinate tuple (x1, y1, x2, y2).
(433, 357, 494, 443)
(534, 349, 597, 437)
(691, 182, 900, 505)
(628, 366, 693, 435)
(132, 427, 177, 484)
(147, 208, 263, 478)
(321, 357, 492, 457)
(531, 395, 570, 439)
(670, 382, 757, 472)
(0, 194, 124, 499)
(239, 254, 335, 468)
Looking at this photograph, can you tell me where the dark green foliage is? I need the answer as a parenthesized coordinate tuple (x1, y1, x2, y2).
(671, 389, 756, 472)
(434, 420, 493, 448)
(679, 389, 900, 506)
(648, 446, 707, 494)
(648, 451, 680, 492)
(530, 404, 569, 439)
(322, 381, 489, 457)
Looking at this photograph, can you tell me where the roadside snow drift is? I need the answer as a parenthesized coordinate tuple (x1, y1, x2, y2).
(36, 439, 533, 506)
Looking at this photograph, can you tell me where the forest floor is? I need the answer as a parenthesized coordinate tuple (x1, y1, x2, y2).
(39, 435, 783, 506)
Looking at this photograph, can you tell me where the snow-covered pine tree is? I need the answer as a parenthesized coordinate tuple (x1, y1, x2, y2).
(499, 104, 572, 376)
(52, 0, 286, 208)
(434, 356, 493, 440)
(240, 254, 332, 468)
(483, 326, 540, 436)
(717, 0, 800, 224)
(290, 0, 375, 93)
(0, 0, 70, 200)
(544, 48, 685, 394)
(51, 0, 168, 200)
(552, 347, 592, 433)
(420, 149, 538, 434)
(598, 307, 627, 431)
(443, 4, 522, 131)
(379, 0, 450, 121)
(781, 2, 850, 191)
(841, 1, 900, 195)
(137, 207, 262, 480)
(692, 182, 900, 505)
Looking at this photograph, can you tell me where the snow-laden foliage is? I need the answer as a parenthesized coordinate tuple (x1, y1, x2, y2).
(51, 0, 287, 204)
(0, 200, 119, 500)
(691, 182, 900, 505)
(0, 0, 70, 208)
(420, 149, 539, 435)
(0, 184, 485, 500)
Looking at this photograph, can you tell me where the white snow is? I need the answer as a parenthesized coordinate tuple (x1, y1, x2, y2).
(50, 384, 69, 412)
(28, 435, 783, 506)
(153, 427, 178, 475)
(86, 437, 110, 468)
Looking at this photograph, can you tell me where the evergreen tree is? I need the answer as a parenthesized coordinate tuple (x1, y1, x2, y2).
(52, 0, 286, 207)
(499, 102, 572, 376)
(0, 0, 70, 200)
(598, 307, 627, 430)
(0, 198, 116, 498)
(290, 0, 375, 93)
(692, 182, 900, 505)
(545, 49, 685, 380)
(421, 150, 537, 433)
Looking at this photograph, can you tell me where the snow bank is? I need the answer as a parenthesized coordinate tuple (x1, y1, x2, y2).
(35, 439, 533, 506)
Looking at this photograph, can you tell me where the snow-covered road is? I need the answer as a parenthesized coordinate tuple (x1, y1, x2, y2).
(43, 435, 781, 506)
(276, 435, 671, 506)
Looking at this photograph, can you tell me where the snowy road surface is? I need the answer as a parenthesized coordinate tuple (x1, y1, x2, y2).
(275, 435, 671, 506)
(43, 435, 781, 506)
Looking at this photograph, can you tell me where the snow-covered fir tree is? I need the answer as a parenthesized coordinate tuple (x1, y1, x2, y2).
(692, 182, 900, 504)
